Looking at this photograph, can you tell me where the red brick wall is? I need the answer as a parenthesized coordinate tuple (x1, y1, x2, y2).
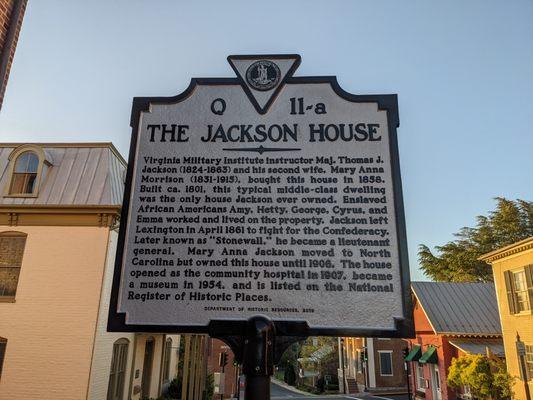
(0, 0, 27, 110)
(407, 299, 460, 400)
(373, 338, 409, 389)
(207, 339, 240, 399)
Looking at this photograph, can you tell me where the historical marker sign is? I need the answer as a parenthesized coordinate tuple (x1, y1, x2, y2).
(109, 54, 413, 337)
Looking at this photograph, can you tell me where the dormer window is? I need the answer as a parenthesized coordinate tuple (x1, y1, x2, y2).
(5, 144, 52, 197)
(10, 151, 39, 194)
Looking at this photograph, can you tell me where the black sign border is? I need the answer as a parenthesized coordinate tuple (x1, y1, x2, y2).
(108, 55, 414, 339)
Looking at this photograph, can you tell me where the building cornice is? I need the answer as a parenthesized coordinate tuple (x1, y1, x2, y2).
(0, 205, 121, 228)
(479, 237, 533, 264)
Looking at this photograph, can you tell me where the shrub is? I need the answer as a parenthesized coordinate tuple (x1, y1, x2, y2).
(284, 364, 297, 386)
(167, 377, 181, 399)
(316, 377, 325, 393)
(203, 373, 214, 400)
(447, 354, 514, 399)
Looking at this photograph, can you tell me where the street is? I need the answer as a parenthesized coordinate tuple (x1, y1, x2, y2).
(271, 380, 409, 400)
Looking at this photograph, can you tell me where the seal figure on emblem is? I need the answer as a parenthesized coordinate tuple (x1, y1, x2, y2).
(245, 60, 281, 91)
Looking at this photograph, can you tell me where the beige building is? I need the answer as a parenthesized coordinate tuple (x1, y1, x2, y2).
(0, 143, 180, 400)
(481, 237, 533, 400)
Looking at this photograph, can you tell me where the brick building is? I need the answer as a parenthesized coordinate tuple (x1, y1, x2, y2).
(207, 338, 240, 399)
(339, 337, 408, 395)
(405, 282, 503, 400)
(0, 0, 27, 110)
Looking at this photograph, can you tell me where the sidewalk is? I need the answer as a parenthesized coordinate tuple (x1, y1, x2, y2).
(271, 377, 318, 396)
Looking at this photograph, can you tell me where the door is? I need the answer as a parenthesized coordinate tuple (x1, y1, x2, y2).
(431, 364, 442, 400)
(142, 338, 155, 398)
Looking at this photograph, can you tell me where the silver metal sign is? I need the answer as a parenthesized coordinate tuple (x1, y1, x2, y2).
(108, 54, 413, 338)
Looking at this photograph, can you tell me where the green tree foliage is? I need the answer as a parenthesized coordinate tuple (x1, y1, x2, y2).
(419, 198, 533, 282)
(203, 373, 214, 400)
(284, 364, 297, 386)
(299, 337, 336, 358)
(447, 354, 514, 399)
(277, 341, 301, 387)
(278, 341, 301, 369)
(298, 337, 338, 381)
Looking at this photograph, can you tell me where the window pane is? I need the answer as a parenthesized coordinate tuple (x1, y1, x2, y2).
(14, 152, 39, 173)
(380, 352, 392, 375)
(25, 174, 37, 193)
(14, 153, 30, 173)
(10, 173, 37, 194)
(0, 340, 6, 377)
(527, 345, 533, 380)
(0, 236, 26, 267)
(9, 174, 27, 194)
(514, 271, 530, 312)
(0, 235, 25, 298)
(514, 271, 527, 291)
(27, 153, 39, 172)
(0, 268, 20, 297)
(417, 364, 425, 389)
(517, 292, 529, 312)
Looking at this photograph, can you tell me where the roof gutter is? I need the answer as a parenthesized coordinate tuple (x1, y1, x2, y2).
(0, 204, 121, 212)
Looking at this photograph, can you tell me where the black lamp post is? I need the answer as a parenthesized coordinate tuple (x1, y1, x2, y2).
(516, 333, 531, 400)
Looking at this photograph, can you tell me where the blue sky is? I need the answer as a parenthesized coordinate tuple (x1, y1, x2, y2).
(1, 0, 532, 280)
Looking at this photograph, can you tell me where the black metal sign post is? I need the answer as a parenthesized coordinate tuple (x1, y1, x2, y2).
(108, 54, 414, 400)
(211, 316, 307, 400)
(242, 316, 275, 400)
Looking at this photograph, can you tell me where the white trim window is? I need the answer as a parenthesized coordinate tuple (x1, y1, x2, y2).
(433, 364, 442, 394)
(378, 350, 393, 376)
(5, 145, 51, 197)
(107, 338, 129, 400)
(0, 337, 6, 378)
(461, 384, 472, 399)
(504, 266, 533, 314)
(163, 337, 172, 382)
(416, 363, 426, 391)
(0, 232, 27, 299)
(514, 270, 530, 312)
(9, 151, 39, 195)
(526, 344, 533, 380)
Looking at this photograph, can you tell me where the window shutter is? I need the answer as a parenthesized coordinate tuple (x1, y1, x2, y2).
(504, 270, 517, 315)
(525, 265, 533, 311)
